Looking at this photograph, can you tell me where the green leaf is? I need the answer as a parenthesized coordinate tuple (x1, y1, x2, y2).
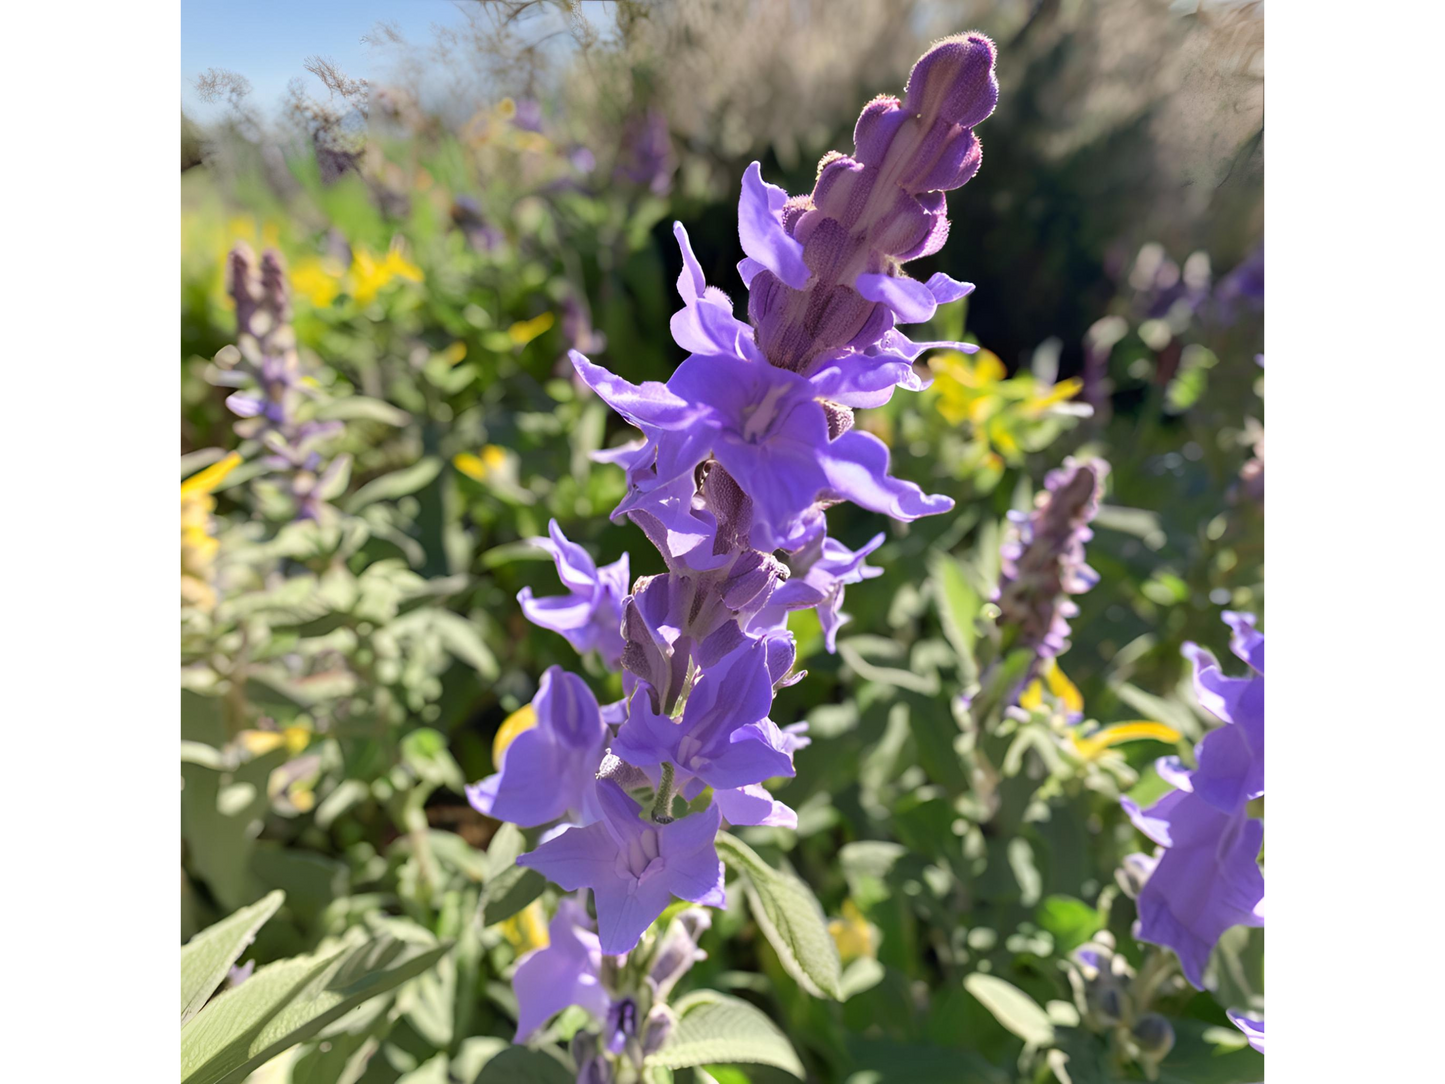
(929, 550, 981, 684)
(180, 934, 450, 1084)
(963, 973, 1055, 1047)
(180, 891, 286, 1026)
(474, 1046, 574, 1083)
(477, 864, 547, 927)
(344, 457, 443, 513)
(716, 832, 842, 1000)
(1035, 895, 1101, 955)
(647, 991, 805, 1078)
(432, 609, 501, 678)
(315, 396, 412, 427)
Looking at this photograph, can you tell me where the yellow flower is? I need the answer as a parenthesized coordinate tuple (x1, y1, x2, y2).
(289, 256, 345, 308)
(182, 454, 242, 610)
(499, 898, 551, 953)
(454, 445, 511, 484)
(492, 702, 538, 765)
(828, 900, 877, 964)
(1020, 658, 1084, 718)
(1024, 377, 1084, 416)
(440, 341, 468, 365)
(348, 243, 423, 304)
(507, 312, 555, 348)
(930, 348, 1007, 427)
(1070, 721, 1181, 761)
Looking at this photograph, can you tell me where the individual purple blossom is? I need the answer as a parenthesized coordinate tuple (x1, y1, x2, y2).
(518, 779, 725, 955)
(466, 666, 606, 827)
(749, 531, 885, 651)
(518, 520, 630, 668)
(995, 457, 1109, 660)
(1171, 612, 1264, 814)
(1120, 613, 1266, 989)
(1227, 1010, 1265, 1053)
(1121, 784, 1264, 989)
(611, 638, 796, 794)
(510, 897, 610, 1042)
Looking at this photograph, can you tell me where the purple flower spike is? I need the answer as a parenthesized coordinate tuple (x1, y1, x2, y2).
(1226, 1010, 1265, 1053)
(518, 519, 630, 667)
(518, 780, 725, 955)
(995, 457, 1108, 659)
(466, 666, 606, 827)
(510, 898, 610, 1042)
(1122, 787, 1264, 988)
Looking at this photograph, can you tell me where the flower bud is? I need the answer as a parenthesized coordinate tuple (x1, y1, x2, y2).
(1132, 1013, 1176, 1061)
(641, 1004, 677, 1057)
(646, 907, 712, 1001)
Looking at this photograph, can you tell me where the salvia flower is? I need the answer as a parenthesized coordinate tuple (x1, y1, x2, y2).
(995, 456, 1109, 659)
(480, 33, 1000, 961)
(1227, 1010, 1265, 1053)
(518, 779, 725, 955)
(518, 520, 630, 668)
(1121, 612, 1266, 988)
(218, 244, 347, 520)
(511, 897, 610, 1042)
(466, 666, 607, 827)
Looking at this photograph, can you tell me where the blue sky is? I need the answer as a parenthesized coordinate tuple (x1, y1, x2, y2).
(181, 0, 471, 119)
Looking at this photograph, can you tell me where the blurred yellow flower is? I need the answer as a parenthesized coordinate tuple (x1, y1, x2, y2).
(182, 453, 242, 611)
(492, 702, 538, 764)
(289, 256, 345, 308)
(500, 898, 551, 954)
(829, 900, 877, 964)
(1070, 721, 1181, 761)
(508, 312, 555, 347)
(455, 445, 511, 484)
(928, 348, 1082, 469)
(1020, 658, 1084, 718)
(349, 243, 423, 305)
(440, 341, 468, 365)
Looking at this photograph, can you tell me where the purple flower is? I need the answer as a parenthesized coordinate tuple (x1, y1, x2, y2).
(750, 531, 885, 652)
(742, 34, 998, 378)
(995, 457, 1109, 659)
(611, 638, 795, 793)
(510, 897, 610, 1042)
(573, 347, 951, 552)
(1171, 612, 1264, 814)
(518, 779, 725, 955)
(518, 520, 630, 668)
(1122, 784, 1264, 989)
(466, 666, 606, 827)
(1227, 1010, 1265, 1053)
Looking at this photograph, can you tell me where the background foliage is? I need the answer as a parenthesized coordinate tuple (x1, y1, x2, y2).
(180, 3, 1263, 1081)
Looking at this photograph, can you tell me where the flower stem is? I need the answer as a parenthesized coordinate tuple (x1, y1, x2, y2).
(650, 762, 677, 824)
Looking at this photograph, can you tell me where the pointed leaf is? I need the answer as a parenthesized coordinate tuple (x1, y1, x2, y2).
(963, 973, 1055, 1046)
(180, 891, 286, 1025)
(647, 991, 805, 1078)
(180, 934, 450, 1084)
(716, 832, 842, 1000)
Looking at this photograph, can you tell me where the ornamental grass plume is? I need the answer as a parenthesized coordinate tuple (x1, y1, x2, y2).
(994, 456, 1109, 661)
(465, 33, 1000, 1049)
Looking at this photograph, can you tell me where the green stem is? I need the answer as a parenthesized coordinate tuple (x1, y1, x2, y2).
(650, 762, 677, 824)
